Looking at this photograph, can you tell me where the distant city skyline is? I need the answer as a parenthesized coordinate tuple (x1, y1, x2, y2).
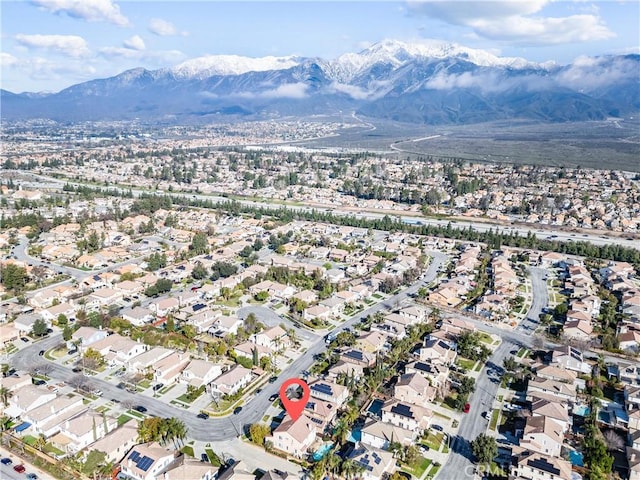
(2, 0, 638, 93)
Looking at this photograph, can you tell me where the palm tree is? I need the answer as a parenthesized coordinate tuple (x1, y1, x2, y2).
(333, 419, 350, 445)
(0, 387, 13, 407)
(34, 434, 47, 452)
(326, 451, 342, 479)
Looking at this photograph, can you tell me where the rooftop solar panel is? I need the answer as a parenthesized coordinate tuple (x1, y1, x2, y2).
(390, 404, 413, 418)
(129, 451, 140, 461)
(138, 456, 154, 472)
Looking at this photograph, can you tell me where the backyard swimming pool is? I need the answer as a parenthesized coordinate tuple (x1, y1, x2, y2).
(569, 450, 584, 467)
(312, 443, 334, 462)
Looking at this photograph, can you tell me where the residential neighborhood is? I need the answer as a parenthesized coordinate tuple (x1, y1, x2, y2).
(1, 129, 639, 480)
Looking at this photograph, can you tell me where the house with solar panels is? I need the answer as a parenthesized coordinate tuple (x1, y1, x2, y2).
(509, 449, 572, 480)
(119, 442, 178, 480)
(304, 398, 338, 430)
(381, 399, 432, 433)
(308, 379, 349, 407)
(347, 444, 395, 480)
(339, 348, 376, 368)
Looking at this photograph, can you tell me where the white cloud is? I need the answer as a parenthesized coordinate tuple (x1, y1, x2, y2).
(236, 83, 309, 99)
(123, 35, 145, 51)
(557, 56, 638, 90)
(31, 0, 129, 26)
(261, 83, 308, 99)
(406, 0, 614, 45)
(149, 18, 185, 36)
(98, 46, 185, 65)
(15, 34, 91, 58)
(330, 82, 371, 100)
(1, 53, 18, 68)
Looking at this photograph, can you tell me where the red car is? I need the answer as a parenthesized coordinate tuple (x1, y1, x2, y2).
(463, 403, 471, 414)
(14, 464, 26, 473)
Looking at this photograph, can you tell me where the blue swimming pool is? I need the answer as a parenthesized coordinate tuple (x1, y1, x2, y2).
(367, 399, 384, 417)
(574, 405, 590, 416)
(347, 428, 362, 443)
(313, 443, 334, 462)
(569, 450, 584, 467)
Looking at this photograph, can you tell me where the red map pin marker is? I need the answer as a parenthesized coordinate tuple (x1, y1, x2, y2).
(279, 378, 310, 421)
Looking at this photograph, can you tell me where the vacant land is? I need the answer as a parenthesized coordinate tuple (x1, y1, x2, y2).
(300, 117, 640, 172)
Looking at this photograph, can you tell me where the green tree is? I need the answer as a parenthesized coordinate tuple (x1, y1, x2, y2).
(84, 348, 105, 369)
(249, 423, 271, 445)
(32, 318, 48, 337)
(62, 324, 73, 341)
(470, 433, 497, 465)
(56, 314, 68, 326)
(0, 263, 28, 290)
(189, 232, 209, 255)
(191, 262, 209, 280)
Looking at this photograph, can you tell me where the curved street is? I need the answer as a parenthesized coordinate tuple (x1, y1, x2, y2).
(9, 252, 448, 441)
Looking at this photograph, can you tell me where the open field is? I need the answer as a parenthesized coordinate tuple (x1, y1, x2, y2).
(299, 116, 640, 172)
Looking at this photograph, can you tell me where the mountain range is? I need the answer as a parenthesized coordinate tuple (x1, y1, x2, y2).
(2, 39, 639, 125)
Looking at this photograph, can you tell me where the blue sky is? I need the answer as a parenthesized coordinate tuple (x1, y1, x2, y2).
(1, 0, 638, 93)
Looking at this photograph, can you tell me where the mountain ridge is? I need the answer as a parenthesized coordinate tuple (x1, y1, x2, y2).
(2, 40, 638, 125)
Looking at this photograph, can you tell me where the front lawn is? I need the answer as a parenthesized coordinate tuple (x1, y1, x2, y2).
(456, 357, 476, 371)
(117, 414, 133, 426)
(403, 457, 432, 478)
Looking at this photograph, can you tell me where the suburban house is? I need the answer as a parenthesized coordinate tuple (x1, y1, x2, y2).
(153, 352, 190, 384)
(163, 458, 217, 480)
(417, 338, 457, 365)
(394, 372, 436, 404)
(119, 442, 179, 480)
(53, 410, 118, 455)
(210, 366, 253, 397)
(380, 400, 432, 433)
(531, 398, 571, 432)
(22, 395, 85, 438)
(251, 325, 290, 351)
(128, 347, 174, 374)
(180, 359, 223, 388)
(519, 416, 565, 457)
(360, 419, 416, 449)
(348, 444, 395, 480)
(405, 361, 449, 389)
(85, 423, 139, 464)
(340, 348, 376, 367)
(69, 326, 109, 350)
(4, 385, 56, 417)
(527, 377, 577, 403)
(308, 379, 349, 407)
(266, 414, 317, 458)
(549, 346, 591, 374)
(510, 449, 572, 480)
(304, 399, 338, 430)
(326, 361, 364, 382)
(121, 306, 155, 326)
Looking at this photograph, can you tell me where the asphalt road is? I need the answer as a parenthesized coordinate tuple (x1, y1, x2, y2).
(435, 264, 551, 480)
(515, 267, 549, 334)
(438, 341, 515, 480)
(8, 252, 448, 441)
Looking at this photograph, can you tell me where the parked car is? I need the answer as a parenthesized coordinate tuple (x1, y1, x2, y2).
(38, 350, 45, 356)
(464, 403, 471, 414)
(197, 413, 209, 419)
(133, 405, 147, 413)
(1, 458, 12, 465)
(20, 337, 29, 343)
(27, 473, 38, 480)
(432, 424, 443, 432)
(14, 465, 26, 473)
(153, 383, 164, 391)
(72, 367, 82, 373)
(268, 376, 278, 383)
(269, 394, 278, 402)
(201, 453, 209, 463)
(233, 406, 242, 415)
(67, 349, 78, 355)
(32, 379, 46, 386)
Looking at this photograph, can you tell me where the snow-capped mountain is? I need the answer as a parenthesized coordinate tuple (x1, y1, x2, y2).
(171, 55, 301, 79)
(2, 40, 638, 124)
(322, 39, 551, 83)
